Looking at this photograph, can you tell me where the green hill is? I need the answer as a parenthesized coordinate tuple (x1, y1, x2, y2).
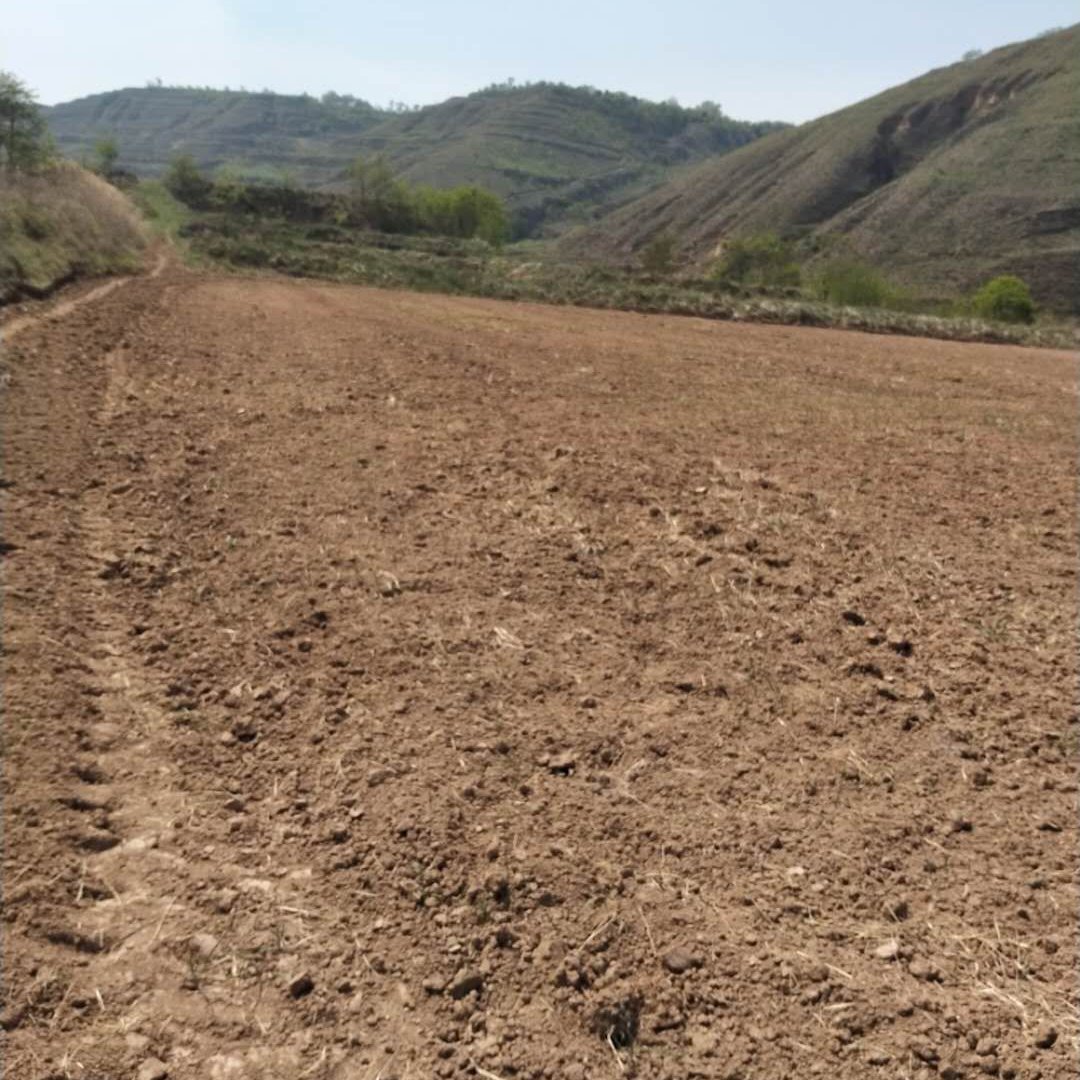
(44, 84, 785, 236)
(560, 25, 1080, 312)
(43, 86, 388, 183)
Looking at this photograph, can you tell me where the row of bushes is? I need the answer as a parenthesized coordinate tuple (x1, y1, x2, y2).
(163, 154, 509, 245)
(643, 231, 1038, 324)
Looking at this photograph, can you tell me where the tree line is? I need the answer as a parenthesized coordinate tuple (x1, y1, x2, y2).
(164, 153, 509, 245)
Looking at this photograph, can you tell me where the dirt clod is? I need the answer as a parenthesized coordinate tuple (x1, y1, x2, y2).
(662, 947, 703, 974)
(136, 1058, 169, 1080)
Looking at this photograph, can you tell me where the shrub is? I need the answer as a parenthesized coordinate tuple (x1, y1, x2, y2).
(971, 275, 1035, 324)
(816, 260, 890, 307)
(713, 233, 801, 288)
(164, 153, 213, 208)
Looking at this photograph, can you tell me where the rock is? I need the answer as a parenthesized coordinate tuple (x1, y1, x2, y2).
(125, 1033, 151, 1054)
(367, 767, 395, 787)
(1033, 1025, 1057, 1049)
(448, 970, 484, 999)
(137, 1059, 169, 1080)
(975, 1038, 999, 1057)
(874, 939, 900, 960)
(662, 947, 703, 974)
(189, 933, 218, 958)
(949, 814, 973, 833)
(841, 610, 867, 626)
(288, 973, 315, 999)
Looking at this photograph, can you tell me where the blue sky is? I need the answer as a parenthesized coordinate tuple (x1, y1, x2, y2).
(4, 1, 1076, 122)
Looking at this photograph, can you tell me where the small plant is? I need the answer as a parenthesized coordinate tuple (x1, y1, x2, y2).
(816, 259, 890, 307)
(971, 275, 1035, 324)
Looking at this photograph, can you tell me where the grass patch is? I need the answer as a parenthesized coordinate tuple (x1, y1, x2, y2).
(131, 180, 191, 241)
(0, 162, 149, 302)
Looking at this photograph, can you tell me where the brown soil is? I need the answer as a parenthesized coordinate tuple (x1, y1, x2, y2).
(2, 267, 1077, 1080)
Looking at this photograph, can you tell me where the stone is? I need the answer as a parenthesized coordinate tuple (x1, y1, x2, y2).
(448, 970, 484, 999)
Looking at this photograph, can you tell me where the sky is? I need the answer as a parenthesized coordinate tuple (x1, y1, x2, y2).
(4, 1, 1076, 123)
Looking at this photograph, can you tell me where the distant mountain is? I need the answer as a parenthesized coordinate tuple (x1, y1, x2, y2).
(560, 25, 1080, 312)
(44, 84, 786, 236)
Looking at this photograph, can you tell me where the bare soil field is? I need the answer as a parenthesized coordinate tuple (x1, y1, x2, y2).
(2, 268, 1077, 1080)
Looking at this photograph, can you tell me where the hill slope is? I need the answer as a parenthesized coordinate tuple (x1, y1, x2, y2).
(45, 84, 785, 235)
(44, 87, 388, 183)
(562, 25, 1080, 311)
(0, 162, 149, 303)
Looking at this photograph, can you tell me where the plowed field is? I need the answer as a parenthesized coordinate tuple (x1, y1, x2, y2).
(3, 269, 1077, 1080)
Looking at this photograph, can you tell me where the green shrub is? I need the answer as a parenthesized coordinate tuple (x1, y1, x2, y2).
(164, 153, 213, 208)
(713, 233, 801, 288)
(971, 275, 1035, 324)
(816, 260, 890, 307)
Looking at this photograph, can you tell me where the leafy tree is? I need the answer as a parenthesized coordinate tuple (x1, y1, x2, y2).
(164, 153, 213, 207)
(346, 155, 411, 230)
(961, 48, 984, 62)
(92, 136, 120, 177)
(972, 275, 1035, 324)
(0, 71, 48, 171)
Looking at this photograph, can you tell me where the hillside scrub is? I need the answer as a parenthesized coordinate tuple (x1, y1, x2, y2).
(712, 233, 801, 288)
(0, 160, 149, 302)
(814, 259, 891, 307)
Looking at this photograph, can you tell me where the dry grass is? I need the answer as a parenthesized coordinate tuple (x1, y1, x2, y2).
(0, 161, 150, 302)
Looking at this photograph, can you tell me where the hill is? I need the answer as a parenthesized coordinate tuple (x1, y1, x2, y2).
(340, 84, 785, 234)
(44, 84, 785, 236)
(560, 25, 1080, 311)
(0, 161, 149, 303)
(43, 86, 388, 184)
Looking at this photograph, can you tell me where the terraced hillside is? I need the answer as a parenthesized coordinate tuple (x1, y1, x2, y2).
(563, 25, 1080, 311)
(45, 84, 785, 235)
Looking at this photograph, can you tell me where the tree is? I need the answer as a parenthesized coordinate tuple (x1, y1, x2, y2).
(0, 71, 48, 171)
(164, 153, 213, 207)
(92, 136, 120, 177)
(347, 155, 414, 232)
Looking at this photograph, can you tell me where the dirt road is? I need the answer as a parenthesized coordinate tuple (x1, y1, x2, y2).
(3, 268, 1076, 1079)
